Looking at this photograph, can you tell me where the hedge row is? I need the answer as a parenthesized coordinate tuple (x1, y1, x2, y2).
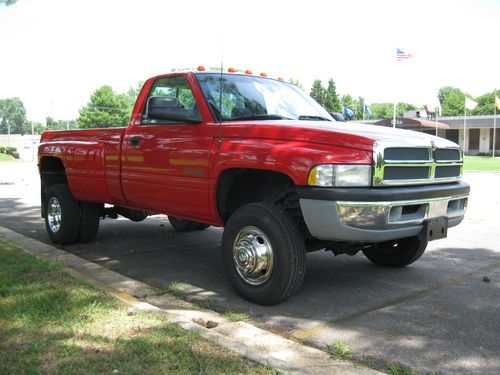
(0, 146, 19, 158)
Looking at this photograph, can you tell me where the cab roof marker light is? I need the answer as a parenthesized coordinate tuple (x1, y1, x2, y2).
(228, 67, 238, 73)
(197, 66, 206, 71)
(260, 72, 268, 77)
(245, 69, 253, 74)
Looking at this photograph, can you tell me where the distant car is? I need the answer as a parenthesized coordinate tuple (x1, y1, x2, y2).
(330, 112, 345, 122)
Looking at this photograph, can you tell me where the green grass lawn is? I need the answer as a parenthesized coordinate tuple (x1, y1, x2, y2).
(463, 156, 500, 172)
(0, 153, 15, 162)
(0, 240, 276, 375)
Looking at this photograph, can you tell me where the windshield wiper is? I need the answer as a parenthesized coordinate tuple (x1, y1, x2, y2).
(230, 114, 292, 121)
(298, 115, 332, 121)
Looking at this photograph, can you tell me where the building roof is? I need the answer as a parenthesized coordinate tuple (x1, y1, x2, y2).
(373, 117, 450, 129)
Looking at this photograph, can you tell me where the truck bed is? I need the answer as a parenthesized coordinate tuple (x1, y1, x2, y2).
(39, 127, 127, 205)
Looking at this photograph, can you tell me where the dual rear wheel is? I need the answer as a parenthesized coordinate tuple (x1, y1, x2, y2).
(45, 184, 100, 245)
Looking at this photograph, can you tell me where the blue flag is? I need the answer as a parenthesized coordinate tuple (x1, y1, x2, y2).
(343, 106, 354, 117)
(364, 103, 372, 116)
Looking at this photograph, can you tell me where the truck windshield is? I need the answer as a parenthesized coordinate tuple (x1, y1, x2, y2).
(195, 73, 333, 122)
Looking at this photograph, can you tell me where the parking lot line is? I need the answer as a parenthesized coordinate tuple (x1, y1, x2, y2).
(293, 260, 500, 342)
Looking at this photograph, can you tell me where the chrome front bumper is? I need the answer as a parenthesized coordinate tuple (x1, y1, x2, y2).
(297, 183, 470, 243)
(336, 195, 467, 230)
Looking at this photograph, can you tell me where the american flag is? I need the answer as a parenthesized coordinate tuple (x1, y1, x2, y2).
(396, 48, 412, 60)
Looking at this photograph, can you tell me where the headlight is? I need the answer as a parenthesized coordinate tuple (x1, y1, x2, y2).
(308, 164, 371, 187)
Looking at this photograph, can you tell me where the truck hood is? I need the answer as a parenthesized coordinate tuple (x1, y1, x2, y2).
(221, 120, 457, 151)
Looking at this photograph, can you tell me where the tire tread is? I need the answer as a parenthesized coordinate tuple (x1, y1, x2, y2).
(222, 202, 306, 305)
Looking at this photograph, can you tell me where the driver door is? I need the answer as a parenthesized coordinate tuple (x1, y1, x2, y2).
(121, 75, 212, 222)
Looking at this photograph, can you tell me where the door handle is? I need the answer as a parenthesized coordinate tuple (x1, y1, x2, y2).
(129, 136, 141, 146)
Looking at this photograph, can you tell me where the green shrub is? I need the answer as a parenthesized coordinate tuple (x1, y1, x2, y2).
(0, 147, 19, 158)
(5, 146, 16, 154)
(476, 151, 500, 157)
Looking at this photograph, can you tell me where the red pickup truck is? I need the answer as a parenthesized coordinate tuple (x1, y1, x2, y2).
(38, 70, 470, 305)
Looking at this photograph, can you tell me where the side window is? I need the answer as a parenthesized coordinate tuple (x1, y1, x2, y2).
(142, 75, 198, 124)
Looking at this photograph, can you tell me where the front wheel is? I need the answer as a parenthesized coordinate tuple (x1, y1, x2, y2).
(221, 203, 306, 305)
(362, 236, 428, 268)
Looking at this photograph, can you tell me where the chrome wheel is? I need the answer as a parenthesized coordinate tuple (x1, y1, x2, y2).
(47, 197, 62, 233)
(232, 226, 274, 286)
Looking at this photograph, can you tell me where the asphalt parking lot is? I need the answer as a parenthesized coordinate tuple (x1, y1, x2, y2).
(1, 161, 499, 375)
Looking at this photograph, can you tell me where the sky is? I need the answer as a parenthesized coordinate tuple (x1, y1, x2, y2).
(1, 0, 499, 122)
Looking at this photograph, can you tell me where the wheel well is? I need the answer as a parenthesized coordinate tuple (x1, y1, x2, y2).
(39, 157, 67, 217)
(216, 169, 294, 223)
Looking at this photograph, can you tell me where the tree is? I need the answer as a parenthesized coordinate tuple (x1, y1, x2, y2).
(354, 96, 368, 120)
(471, 90, 500, 115)
(340, 94, 369, 120)
(323, 79, 341, 113)
(125, 81, 144, 111)
(78, 86, 131, 128)
(369, 103, 392, 119)
(0, 0, 18, 6)
(368, 102, 417, 119)
(310, 79, 326, 107)
(397, 102, 418, 116)
(0, 97, 26, 134)
(437, 86, 467, 116)
(288, 78, 304, 90)
(23, 121, 45, 135)
(46, 117, 78, 131)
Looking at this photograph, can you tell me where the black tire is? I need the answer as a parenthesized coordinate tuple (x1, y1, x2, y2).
(362, 236, 428, 268)
(44, 184, 81, 245)
(221, 203, 306, 305)
(168, 216, 204, 232)
(78, 202, 101, 243)
(196, 223, 211, 230)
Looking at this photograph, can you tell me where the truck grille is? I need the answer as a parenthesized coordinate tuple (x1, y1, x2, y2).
(373, 141, 463, 186)
(384, 147, 431, 161)
(434, 149, 461, 162)
(384, 166, 430, 180)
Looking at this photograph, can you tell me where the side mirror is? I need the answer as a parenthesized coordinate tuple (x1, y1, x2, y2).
(147, 96, 202, 123)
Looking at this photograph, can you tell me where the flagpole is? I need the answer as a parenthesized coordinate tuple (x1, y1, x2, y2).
(463, 107, 467, 155)
(494, 90, 497, 158)
(435, 109, 438, 136)
(393, 48, 397, 129)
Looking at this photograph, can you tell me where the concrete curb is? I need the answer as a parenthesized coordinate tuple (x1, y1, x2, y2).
(0, 226, 382, 375)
